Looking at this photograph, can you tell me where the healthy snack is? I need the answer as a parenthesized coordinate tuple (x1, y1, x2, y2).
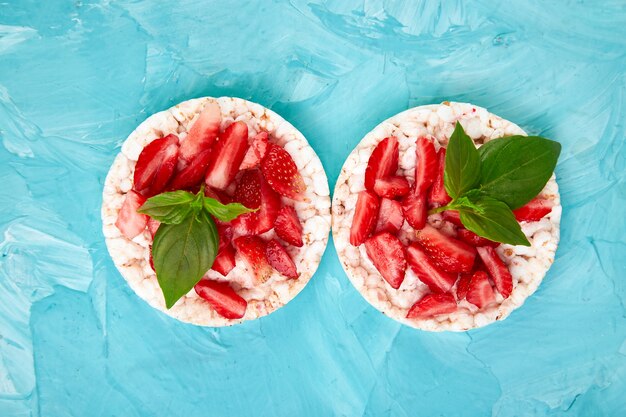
(102, 97, 331, 326)
(332, 102, 561, 331)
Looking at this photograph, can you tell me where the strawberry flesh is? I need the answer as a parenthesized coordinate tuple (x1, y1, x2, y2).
(116, 190, 149, 239)
(428, 148, 452, 207)
(402, 192, 427, 230)
(168, 149, 213, 190)
(349, 190, 380, 246)
(364, 232, 407, 289)
(265, 239, 298, 279)
(147, 218, 160, 238)
(240, 131, 269, 170)
(216, 222, 233, 252)
(133, 134, 179, 197)
(466, 270, 496, 308)
(194, 279, 247, 319)
(405, 243, 457, 293)
(179, 101, 221, 166)
(211, 243, 236, 276)
(260, 144, 306, 200)
(364, 137, 399, 191)
(476, 246, 513, 298)
(441, 210, 463, 227)
(231, 170, 281, 236)
(455, 273, 472, 300)
(406, 293, 457, 319)
(457, 228, 500, 248)
(414, 137, 437, 194)
(274, 205, 303, 247)
(234, 236, 272, 283)
(205, 121, 249, 190)
(513, 197, 553, 222)
(373, 176, 410, 199)
(375, 198, 404, 234)
(415, 224, 476, 273)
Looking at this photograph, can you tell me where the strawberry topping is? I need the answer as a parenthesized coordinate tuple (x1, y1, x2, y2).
(364, 232, 407, 289)
(205, 121, 249, 190)
(194, 279, 247, 319)
(265, 239, 298, 279)
(234, 236, 272, 283)
(401, 192, 427, 230)
(455, 273, 472, 300)
(274, 205, 303, 247)
(211, 243, 236, 276)
(415, 225, 476, 273)
(115, 190, 148, 239)
(457, 228, 500, 248)
(179, 101, 221, 166)
(240, 131, 269, 170)
(414, 137, 437, 194)
(441, 210, 463, 227)
(133, 134, 179, 197)
(375, 198, 404, 234)
(350, 190, 380, 246)
(428, 148, 452, 207)
(465, 270, 496, 309)
(147, 218, 160, 238)
(260, 143, 306, 200)
(476, 246, 513, 298)
(231, 170, 281, 236)
(364, 137, 399, 191)
(513, 197, 553, 222)
(168, 149, 213, 190)
(405, 243, 457, 293)
(373, 176, 410, 199)
(406, 293, 457, 319)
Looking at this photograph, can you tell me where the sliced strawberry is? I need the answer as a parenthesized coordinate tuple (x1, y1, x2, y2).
(428, 148, 452, 207)
(265, 239, 298, 279)
(133, 134, 179, 196)
(116, 190, 149, 239)
(194, 279, 247, 319)
(205, 121, 249, 190)
(274, 206, 303, 247)
(240, 131, 269, 170)
(455, 273, 472, 300)
(168, 149, 213, 190)
(373, 176, 410, 199)
(260, 144, 306, 200)
(466, 270, 496, 308)
(205, 186, 232, 204)
(375, 198, 404, 234)
(364, 232, 407, 289)
(179, 101, 221, 166)
(415, 224, 476, 273)
(231, 170, 281, 236)
(406, 293, 457, 319)
(405, 244, 457, 293)
(211, 243, 236, 276)
(234, 236, 272, 283)
(457, 228, 499, 248)
(364, 137, 399, 190)
(401, 192, 427, 230)
(147, 218, 160, 237)
(414, 137, 437, 194)
(216, 223, 233, 252)
(476, 246, 513, 298)
(441, 210, 463, 227)
(349, 190, 380, 246)
(513, 197, 553, 222)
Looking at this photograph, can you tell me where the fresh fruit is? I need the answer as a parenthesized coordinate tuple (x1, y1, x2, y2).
(414, 137, 437, 194)
(457, 228, 499, 248)
(147, 218, 160, 237)
(349, 190, 380, 246)
(402, 192, 427, 230)
(405, 244, 457, 293)
(274, 206, 303, 247)
(415, 224, 476, 273)
(442, 210, 463, 227)
(373, 176, 410, 199)
(231, 170, 281, 235)
(116, 190, 149, 239)
(260, 143, 306, 200)
(406, 293, 457, 319)
(179, 101, 221, 166)
(476, 246, 513, 298)
(513, 197, 553, 222)
(455, 273, 472, 300)
(211, 243, 236, 276)
(168, 149, 213, 190)
(205, 186, 232, 204)
(205, 121, 249, 190)
(240, 131, 269, 170)
(364, 137, 399, 190)
(265, 239, 298, 279)
(233, 236, 272, 283)
(133, 134, 179, 196)
(194, 279, 247, 319)
(375, 198, 404, 234)
(465, 270, 496, 308)
(428, 148, 452, 207)
(364, 232, 407, 289)
(216, 223, 233, 252)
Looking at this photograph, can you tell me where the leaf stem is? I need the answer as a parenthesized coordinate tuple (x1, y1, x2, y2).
(428, 204, 456, 216)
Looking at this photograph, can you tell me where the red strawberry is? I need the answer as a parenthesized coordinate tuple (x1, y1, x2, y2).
(231, 170, 281, 236)
(211, 243, 236, 276)
(476, 246, 513, 298)
(406, 293, 457, 319)
(205, 121, 249, 190)
(240, 131, 269, 170)
(260, 144, 306, 200)
(414, 137, 437, 194)
(274, 206, 303, 247)
(442, 210, 463, 227)
(168, 149, 213, 190)
(465, 270, 496, 308)
(373, 176, 410, 199)
(349, 190, 380, 246)
(265, 239, 298, 279)
(513, 197, 553, 222)
(364, 232, 407, 289)
(375, 198, 404, 234)
(179, 101, 221, 166)
(216, 223, 233, 252)
(415, 224, 476, 273)
(234, 236, 272, 283)
(401, 192, 427, 230)
(428, 148, 452, 207)
(455, 273, 472, 300)
(147, 218, 160, 237)
(133, 134, 179, 196)
(457, 228, 499, 248)
(116, 190, 148, 239)
(205, 186, 232, 204)
(405, 243, 457, 293)
(364, 137, 399, 191)
(194, 279, 247, 319)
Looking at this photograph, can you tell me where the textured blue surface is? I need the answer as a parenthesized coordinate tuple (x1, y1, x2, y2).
(1, 1, 626, 416)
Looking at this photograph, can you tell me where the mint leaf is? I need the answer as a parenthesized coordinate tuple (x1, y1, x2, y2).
(203, 197, 255, 222)
(138, 190, 195, 224)
(444, 122, 481, 199)
(478, 136, 561, 209)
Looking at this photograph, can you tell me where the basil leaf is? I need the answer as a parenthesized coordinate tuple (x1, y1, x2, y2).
(138, 190, 195, 224)
(478, 136, 561, 209)
(444, 122, 481, 199)
(152, 212, 218, 308)
(203, 197, 255, 222)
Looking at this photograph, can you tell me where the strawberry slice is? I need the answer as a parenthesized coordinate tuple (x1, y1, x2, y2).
(179, 101, 221, 166)
(147, 218, 160, 237)
(476, 246, 513, 298)
(364, 232, 407, 289)
(194, 279, 247, 319)
(513, 197, 553, 222)
(133, 134, 179, 196)
(373, 176, 410, 199)
(406, 293, 457, 319)
(414, 137, 437, 194)
(168, 149, 213, 190)
(405, 243, 457, 293)
(216, 223, 233, 252)
(349, 190, 380, 246)
(465, 270, 496, 308)
(231, 170, 281, 236)
(260, 144, 306, 200)
(116, 190, 149, 239)
(442, 210, 463, 227)
(265, 239, 298, 279)
(205, 121, 249, 190)
(415, 224, 476, 273)
(240, 131, 269, 170)
(274, 206, 303, 247)
(375, 198, 404, 234)
(457, 228, 499, 248)
(428, 148, 452, 207)
(205, 186, 232, 204)
(211, 243, 236, 276)
(364, 137, 399, 190)
(401, 192, 427, 230)
(234, 236, 272, 283)
(455, 273, 472, 300)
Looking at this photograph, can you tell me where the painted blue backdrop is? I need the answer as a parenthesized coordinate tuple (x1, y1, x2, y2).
(1, 1, 625, 416)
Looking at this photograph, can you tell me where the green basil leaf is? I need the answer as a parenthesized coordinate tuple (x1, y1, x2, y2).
(444, 122, 481, 199)
(203, 197, 255, 222)
(478, 136, 561, 209)
(152, 212, 218, 308)
(138, 190, 196, 224)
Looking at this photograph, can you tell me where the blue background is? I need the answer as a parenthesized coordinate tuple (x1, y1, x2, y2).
(1, 1, 625, 416)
